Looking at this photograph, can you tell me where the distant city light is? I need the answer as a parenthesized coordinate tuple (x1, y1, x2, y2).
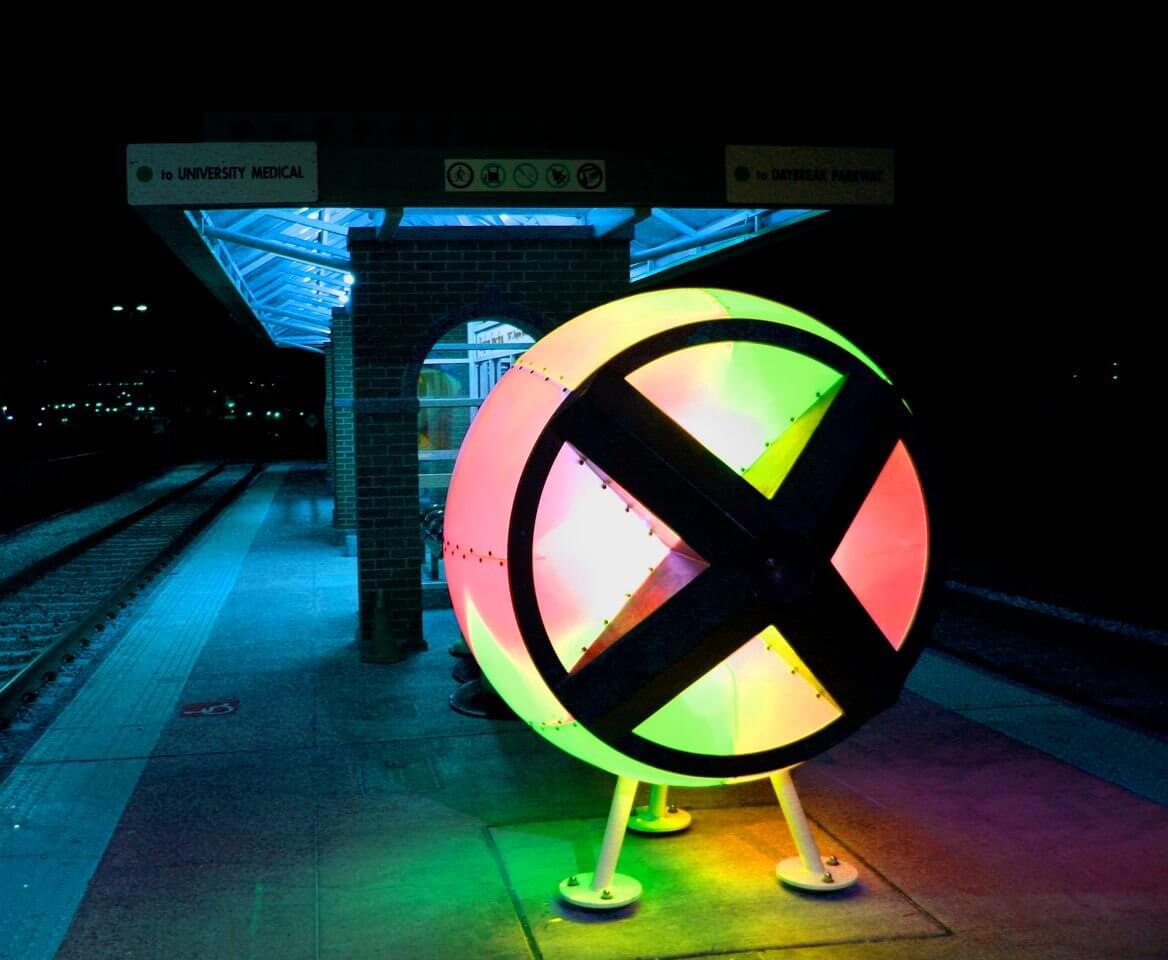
(112, 305, 124, 312)
(136, 304, 148, 312)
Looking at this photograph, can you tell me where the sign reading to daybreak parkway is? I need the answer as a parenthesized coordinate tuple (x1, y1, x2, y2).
(726, 146, 894, 206)
(127, 143, 319, 206)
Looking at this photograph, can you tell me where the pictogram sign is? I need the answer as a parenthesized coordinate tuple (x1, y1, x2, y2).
(179, 699, 239, 717)
(445, 289, 933, 787)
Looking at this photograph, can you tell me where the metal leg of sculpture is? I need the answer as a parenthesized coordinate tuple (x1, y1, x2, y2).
(771, 767, 858, 891)
(559, 775, 644, 909)
(628, 782, 692, 834)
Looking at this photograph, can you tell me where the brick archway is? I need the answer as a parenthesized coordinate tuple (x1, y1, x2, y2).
(346, 233, 628, 662)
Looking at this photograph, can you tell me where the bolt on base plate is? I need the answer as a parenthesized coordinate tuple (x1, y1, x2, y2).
(776, 856, 858, 892)
(559, 872, 642, 909)
(627, 804, 692, 834)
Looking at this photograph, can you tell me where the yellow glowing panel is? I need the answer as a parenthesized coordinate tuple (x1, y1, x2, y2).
(628, 342, 842, 480)
(742, 377, 844, 499)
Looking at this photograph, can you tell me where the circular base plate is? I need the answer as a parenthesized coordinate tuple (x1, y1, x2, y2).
(776, 857, 858, 891)
(451, 656, 481, 684)
(559, 872, 642, 909)
(448, 679, 517, 720)
(628, 805, 692, 834)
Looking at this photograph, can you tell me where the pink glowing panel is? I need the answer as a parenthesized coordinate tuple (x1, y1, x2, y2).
(445, 368, 565, 562)
(532, 444, 674, 670)
(446, 368, 566, 666)
(831, 441, 929, 649)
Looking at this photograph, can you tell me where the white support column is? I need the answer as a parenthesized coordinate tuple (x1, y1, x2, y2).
(628, 782, 692, 834)
(771, 767, 858, 891)
(559, 776, 643, 909)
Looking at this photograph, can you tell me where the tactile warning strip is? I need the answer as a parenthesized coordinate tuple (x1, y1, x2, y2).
(0, 468, 283, 960)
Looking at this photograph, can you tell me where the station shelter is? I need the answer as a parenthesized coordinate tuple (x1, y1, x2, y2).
(129, 119, 894, 664)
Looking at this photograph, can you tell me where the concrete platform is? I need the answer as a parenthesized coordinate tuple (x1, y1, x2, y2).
(1, 463, 1165, 960)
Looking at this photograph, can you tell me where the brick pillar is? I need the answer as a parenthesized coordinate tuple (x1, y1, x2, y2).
(331, 309, 357, 554)
(347, 230, 630, 662)
(323, 340, 334, 493)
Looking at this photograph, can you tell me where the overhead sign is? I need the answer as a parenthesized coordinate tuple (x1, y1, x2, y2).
(726, 146, 894, 205)
(127, 142, 318, 206)
(444, 289, 932, 787)
(444, 158, 606, 193)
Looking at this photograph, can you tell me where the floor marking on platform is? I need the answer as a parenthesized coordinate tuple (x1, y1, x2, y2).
(907, 649, 1168, 805)
(946, 579, 1167, 645)
(0, 468, 284, 960)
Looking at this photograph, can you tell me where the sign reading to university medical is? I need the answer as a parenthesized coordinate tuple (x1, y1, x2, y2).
(726, 146, 894, 206)
(127, 143, 318, 206)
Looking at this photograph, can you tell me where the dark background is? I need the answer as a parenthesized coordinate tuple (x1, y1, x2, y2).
(1, 112, 1158, 627)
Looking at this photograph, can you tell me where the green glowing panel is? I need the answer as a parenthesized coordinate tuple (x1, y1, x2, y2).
(634, 626, 842, 755)
(706, 289, 889, 381)
(627, 342, 842, 478)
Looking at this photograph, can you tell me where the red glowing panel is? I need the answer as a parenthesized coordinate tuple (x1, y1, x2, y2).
(831, 441, 929, 649)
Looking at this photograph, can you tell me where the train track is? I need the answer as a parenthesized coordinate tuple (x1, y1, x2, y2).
(0, 463, 263, 724)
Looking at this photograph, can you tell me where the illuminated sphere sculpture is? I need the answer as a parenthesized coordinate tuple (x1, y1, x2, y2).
(445, 289, 932, 788)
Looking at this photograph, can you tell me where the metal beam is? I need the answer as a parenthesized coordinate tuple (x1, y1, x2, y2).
(201, 223, 351, 270)
(650, 208, 698, 235)
(259, 306, 335, 328)
(259, 315, 331, 336)
(239, 251, 281, 278)
(587, 208, 639, 237)
(631, 210, 769, 262)
(261, 210, 354, 236)
(377, 207, 404, 242)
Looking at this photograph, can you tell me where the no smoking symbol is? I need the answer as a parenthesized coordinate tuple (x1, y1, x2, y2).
(445, 290, 933, 785)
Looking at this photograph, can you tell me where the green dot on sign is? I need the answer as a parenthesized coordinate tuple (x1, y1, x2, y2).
(734, 165, 750, 183)
(136, 166, 154, 183)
